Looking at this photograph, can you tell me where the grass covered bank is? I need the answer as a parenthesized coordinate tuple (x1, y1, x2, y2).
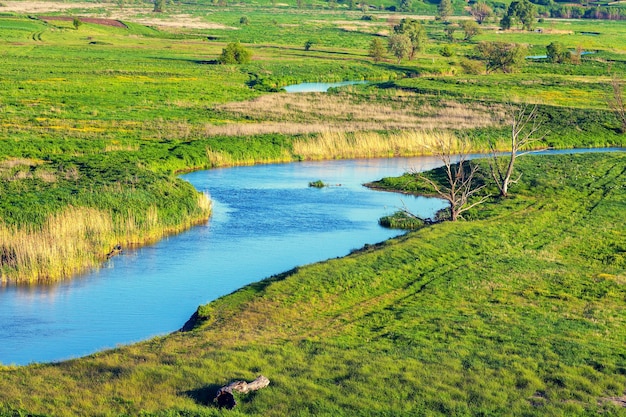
(0, 152, 623, 416)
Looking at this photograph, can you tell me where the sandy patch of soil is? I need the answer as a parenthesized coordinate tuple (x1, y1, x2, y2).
(1, 2, 237, 30)
(1, 1, 103, 13)
(107, 13, 237, 30)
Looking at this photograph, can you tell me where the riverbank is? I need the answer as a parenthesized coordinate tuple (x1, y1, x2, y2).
(0, 152, 624, 416)
(2, 10, 626, 283)
(1, 130, 621, 284)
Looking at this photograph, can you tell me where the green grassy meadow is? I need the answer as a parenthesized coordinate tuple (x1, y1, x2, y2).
(0, 152, 624, 416)
(0, 1, 625, 414)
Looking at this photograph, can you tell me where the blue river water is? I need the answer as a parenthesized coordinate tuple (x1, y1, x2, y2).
(0, 156, 447, 365)
(0, 149, 622, 365)
(283, 81, 367, 93)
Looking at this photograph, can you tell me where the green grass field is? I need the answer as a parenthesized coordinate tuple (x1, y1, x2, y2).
(0, 152, 624, 416)
(0, 2, 625, 414)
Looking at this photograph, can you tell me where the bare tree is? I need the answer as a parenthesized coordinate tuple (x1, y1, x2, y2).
(608, 75, 626, 134)
(414, 133, 490, 222)
(488, 104, 545, 198)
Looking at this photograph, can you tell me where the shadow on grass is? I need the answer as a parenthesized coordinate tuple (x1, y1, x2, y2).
(183, 383, 263, 409)
(149, 56, 219, 65)
(183, 384, 222, 407)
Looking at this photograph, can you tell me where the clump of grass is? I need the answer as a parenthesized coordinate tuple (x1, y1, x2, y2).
(206, 148, 236, 167)
(0, 192, 212, 284)
(379, 210, 426, 229)
(0, 206, 118, 283)
(308, 180, 326, 188)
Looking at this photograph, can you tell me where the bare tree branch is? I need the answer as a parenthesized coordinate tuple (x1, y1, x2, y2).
(608, 75, 626, 134)
(488, 103, 546, 197)
(410, 132, 490, 221)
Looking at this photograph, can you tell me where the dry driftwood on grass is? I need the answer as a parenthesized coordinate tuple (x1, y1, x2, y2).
(214, 375, 270, 409)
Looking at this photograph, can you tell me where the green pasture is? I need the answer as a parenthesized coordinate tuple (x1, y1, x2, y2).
(0, 8, 625, 280)
(0, 2, 624, 413)
(0, 152, 624, 416)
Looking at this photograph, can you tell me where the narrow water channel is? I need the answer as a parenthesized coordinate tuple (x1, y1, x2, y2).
(0, 156, 448, 365)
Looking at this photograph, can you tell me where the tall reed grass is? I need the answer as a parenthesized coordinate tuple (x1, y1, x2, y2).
(205, 147, 292, 167)
(0, 193, 211, 284)
(292, 130, 467, 160)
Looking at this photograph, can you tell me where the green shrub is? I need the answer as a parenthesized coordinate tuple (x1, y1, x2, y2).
(218, 42, 252, 64)
(308, 180, 326, 188)
(440, 45, 454, 57)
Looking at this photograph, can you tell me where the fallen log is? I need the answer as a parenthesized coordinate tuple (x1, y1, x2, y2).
(214, 375, 270, 409)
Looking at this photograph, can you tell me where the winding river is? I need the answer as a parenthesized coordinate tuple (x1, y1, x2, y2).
(0, 156, 448, 366)
(0, 149, 622, 366)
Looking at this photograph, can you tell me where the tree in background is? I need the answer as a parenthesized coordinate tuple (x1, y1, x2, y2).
(608, 76, 626, 133)
(488, 104, 545, 197)
(444, 24, 456, 42)
(153, 0, 165, 12)
(218, 42, 252, 64)
(388, 34, 412, 63)
(476, 41, 527, 73)
(72, 17, 82, 30)
(546, 42, 570, 63)
(460, 20, 481, 41)
(369, 38, 387, 62)
(437, 0, 453, 22)
(501, 0, 536, 30)
(470, 2, 493, 24)
(399, 0, 412, 12)
(393, 18, 427, 60)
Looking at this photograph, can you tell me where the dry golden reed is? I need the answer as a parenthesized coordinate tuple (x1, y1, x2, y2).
(205, 147, 292, 168)
(215, 94, 503, 136)
(292, 130, 464, 160)
(0, 195, 211, 284)
(0, 207, 117, 283)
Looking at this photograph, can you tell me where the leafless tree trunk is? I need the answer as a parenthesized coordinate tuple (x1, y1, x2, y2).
(608, 76, 626, 134)
(414, 133, 490, 221)
(488, 104, 545, 197)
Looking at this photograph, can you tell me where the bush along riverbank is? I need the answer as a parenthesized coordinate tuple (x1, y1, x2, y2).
(0, 152, 623, 416)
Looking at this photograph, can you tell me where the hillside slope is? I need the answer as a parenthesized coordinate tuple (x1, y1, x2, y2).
(0, 153, 624, 416)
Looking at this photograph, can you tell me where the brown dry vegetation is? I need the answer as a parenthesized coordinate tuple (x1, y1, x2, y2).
(291, 129, 467, 160)
(0, 193, 211, 284)
(0, 2, 237, 30)
(218, 93, 506, 136)
(0, 1, 103, 13)
(0, 158, 58, 182)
